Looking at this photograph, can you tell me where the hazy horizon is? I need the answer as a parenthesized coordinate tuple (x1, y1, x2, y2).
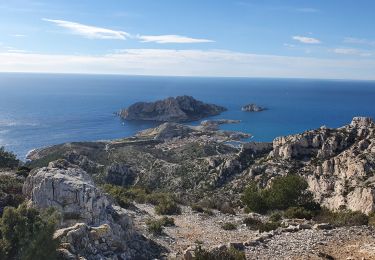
(1, 1, 375, 80)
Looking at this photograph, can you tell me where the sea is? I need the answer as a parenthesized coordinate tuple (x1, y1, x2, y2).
(1, 73, 375, 160)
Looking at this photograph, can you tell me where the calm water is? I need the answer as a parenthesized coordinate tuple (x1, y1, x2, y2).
(1, 73, 375, 159)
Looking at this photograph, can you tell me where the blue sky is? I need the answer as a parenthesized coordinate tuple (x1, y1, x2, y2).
(1, 0, 375, 79)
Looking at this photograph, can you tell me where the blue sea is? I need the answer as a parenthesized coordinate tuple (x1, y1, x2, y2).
(1, 73, 375, 159)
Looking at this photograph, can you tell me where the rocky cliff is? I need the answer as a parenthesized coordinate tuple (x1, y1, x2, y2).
(23, 159, 163, 259)
(245, 117, 375, 214)
(118, 95, 227, 122)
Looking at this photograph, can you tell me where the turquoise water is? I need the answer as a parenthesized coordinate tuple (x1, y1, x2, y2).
(0, 73, 375, 159)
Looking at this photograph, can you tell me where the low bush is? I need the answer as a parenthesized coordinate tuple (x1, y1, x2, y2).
(0, 175, 25, 215)
(243, 217, 280, 232)
(191, 204, 204, 213)
(283, 207, 314, 220)
(155, 198, 181, 215)
(146, 216, 175, 235)
(0, 147, 19, 169)
(242, 175, 313, 214)
(269, 212, 282, 222)
(314, 209, 369, 227)
(194, 245, 246, 260)
(159, 216, 175, 227)
(191, 204, 215, 216)
(221, 222, 237, 230)
(146, 219, 164, 235)
(0, 204, 59, 260)
(102, 184, 181, 215)
(368, 212, 375, 227)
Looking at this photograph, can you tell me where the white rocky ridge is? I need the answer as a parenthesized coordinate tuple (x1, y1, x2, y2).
(23, 159, 163, 259)
(267, 117, 375, 214)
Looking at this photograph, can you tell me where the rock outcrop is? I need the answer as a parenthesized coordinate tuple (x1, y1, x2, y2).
(265, 117, 375, 214)
(23, 159, 163, 259)
(241, 103, 266, 112)
(118, 95, 227, 122)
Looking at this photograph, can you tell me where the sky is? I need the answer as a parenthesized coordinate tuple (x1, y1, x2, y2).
(0, 0, 375, 80)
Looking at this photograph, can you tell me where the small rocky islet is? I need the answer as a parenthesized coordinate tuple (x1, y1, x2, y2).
(241, 103, 266, 112)
(118, 95, 227, 122)
(1, 95, 375, 259)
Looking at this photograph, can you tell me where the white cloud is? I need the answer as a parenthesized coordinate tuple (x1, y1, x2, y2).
(43, 18, 130, 40)
(344, 37, 375, 46)
(137, 34, 214, 44)
(292, 36, 321, 44)
(0, 49, 375, 80)
(333, 48, 372, 57)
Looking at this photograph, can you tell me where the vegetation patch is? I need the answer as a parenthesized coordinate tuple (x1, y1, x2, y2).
(283, 207, 314, 220)
(221, 222, 237, 230)
(314, 209, 369, 227)
(193, 245, 246, 260)
(0, 204, 59, 260)
(242, 175, 316, 214)
(243, 217, 280, 233)
(103, 184, 181, 215)
(0, 147, 19, 169)
(146, 217, 175, 236)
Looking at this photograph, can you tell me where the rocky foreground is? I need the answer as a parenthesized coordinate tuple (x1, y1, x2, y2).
(6, 117, 375, 259)
(118, 95, 227, 122)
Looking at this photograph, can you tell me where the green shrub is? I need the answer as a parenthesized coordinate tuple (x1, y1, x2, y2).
(146, 219, 164, 235)
(194, 245, 246, 260)
(242, 175, 313, 213)
(0, 204, 59, 260)
(269, 212, 282, 222)
(283, 207, 314, 220)
(0, 147, 19, 169)
(264, 175, 310, 210)
(155, 198, 181, 215)
(368, 212, 375, 227)
(15, 166, 31, 178)
(221, 222, 237, 230)
(314, 209, 369, 227)
(0, 175, 25, 214)
(103, 184, 181, 215)
(243, 217, 280, 232)
(191, 204, 204, 213)
(146, 216, 175, 235)
(241, 182, 267, 214)
(159, 216, 175, 227)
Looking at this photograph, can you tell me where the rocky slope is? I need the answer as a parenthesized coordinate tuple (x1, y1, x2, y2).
(27, 117, 375, 214)
(118, 95, 227, 122)
(23, 159, 163, 259)
(21, 116, 375, 259)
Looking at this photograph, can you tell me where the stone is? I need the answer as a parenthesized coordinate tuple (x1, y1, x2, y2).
(313, 223, 333, 230)
(23, 160, 110, 226)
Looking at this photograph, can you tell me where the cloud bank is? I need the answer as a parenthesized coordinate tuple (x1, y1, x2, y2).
(1, 49, 374, 80)
(137, 35, 214, 44)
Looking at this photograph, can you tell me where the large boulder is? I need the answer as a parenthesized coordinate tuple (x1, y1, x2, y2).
(23, 159, 164, 259)
(23, 159, 109, 226)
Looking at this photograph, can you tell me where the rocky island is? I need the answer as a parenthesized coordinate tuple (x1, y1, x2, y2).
(118, 95, 227, 122)
(2, 117, 375, 259)
(241, 103, 266, 112)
